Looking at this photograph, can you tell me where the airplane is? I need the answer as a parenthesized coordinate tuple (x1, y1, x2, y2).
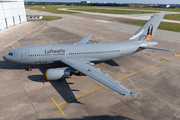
(3, 13, 174, 98)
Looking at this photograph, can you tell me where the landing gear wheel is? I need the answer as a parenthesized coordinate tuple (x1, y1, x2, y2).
(78, 72, 83, 76)
(27, 66, 32, 71)
(28, 68, 32, 71)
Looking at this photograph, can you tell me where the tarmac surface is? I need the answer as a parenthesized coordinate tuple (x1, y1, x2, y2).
(0, 9, 180, 120)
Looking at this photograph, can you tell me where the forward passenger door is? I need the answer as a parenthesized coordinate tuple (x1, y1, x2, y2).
(121, 46, 126, 55)
(19, 51, 26, 60)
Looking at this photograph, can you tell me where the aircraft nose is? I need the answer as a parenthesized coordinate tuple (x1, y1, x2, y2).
(3, 55, 9, 61)
(3, 55, 6, 60)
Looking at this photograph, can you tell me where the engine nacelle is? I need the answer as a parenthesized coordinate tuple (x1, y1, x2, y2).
(46, 67, 74, 80)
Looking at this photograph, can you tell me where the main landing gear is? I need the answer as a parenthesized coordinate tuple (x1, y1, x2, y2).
(78, 72, 83, 76)
(27, 66, 32, 71)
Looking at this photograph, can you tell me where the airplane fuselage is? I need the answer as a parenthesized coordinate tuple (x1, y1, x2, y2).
(3, 42, 139, 65)
(2, 13, 173, 98)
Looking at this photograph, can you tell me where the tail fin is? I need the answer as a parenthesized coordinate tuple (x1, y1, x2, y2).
(128, 13, 165, 42)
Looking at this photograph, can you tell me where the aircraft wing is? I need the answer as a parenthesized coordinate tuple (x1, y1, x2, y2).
(76, 35, 93, 44)
(61, 59, 139, 98)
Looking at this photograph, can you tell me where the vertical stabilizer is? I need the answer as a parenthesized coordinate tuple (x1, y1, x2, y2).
(128, 13, 165, 42)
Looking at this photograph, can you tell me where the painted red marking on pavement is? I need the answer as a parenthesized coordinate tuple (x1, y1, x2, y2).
(0, 81, 46, 107)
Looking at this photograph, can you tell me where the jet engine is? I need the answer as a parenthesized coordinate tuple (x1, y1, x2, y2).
(46, 67, 74, 80)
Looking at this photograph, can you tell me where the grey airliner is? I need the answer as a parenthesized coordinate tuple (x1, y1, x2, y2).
(3, 13, 174, 98)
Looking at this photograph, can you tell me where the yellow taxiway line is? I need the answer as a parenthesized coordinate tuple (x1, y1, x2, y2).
(58, 85, 105, 106)
(51, 97, 65, 115)
(116, 56, 175, 81)
(175, 54, 180, 57)
(52, 56, 176, 115)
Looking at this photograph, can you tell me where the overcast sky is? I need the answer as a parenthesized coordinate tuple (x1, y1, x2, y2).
(27, 0, 180, 4)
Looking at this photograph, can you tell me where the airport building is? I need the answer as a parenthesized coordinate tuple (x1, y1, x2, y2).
(81, 1, 91, 4)
(0, 0, 26, 31)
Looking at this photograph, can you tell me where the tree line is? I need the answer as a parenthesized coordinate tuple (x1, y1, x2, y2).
(25, 2, 129, 7)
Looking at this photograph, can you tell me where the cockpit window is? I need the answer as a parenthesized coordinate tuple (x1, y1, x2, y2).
(8, 53, 13, 56)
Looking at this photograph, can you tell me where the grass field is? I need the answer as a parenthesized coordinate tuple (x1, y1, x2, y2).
(26, 6, 77, 14)
(104, 7, 180, 12)
(121, 21, 180, 32)
(70, 8, 156, 14)
(30, 16, 62, 21)
(164, 14, 180, 21)
(26, 5, 180, 12)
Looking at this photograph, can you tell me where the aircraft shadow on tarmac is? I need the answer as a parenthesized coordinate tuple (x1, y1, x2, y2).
(38, 65, 83, 105)
(38, 115, 133, 120)
(0, 59, 119, 105)
(0, 59, 119, 70)
(0, 60, 81, 104)
(94, 59, 119, 66)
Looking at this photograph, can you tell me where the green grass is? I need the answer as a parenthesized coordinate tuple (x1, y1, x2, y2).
(164, 14, 180, 21)
(121, 21, 147, 26)
(43, 16, 62, 20)
(101, 7, 180, 12)
(30, 19, 44, 21)
(121, 21, 180, 32)
(26, 5, 180, 12)
(30, 16, 62, 21)
(70, 8, 156, 14)
(38, 6, 180, 12)
(26, 6, 77, 14)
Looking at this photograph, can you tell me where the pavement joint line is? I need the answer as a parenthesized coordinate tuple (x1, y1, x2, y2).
(51, 97, 65, 115)
(145, 49, 175, 59)
(117, 56, 175, 81)
(55, 56, 176, 108)
(58, 85, 105, 106)
(0, 81, 46, 107)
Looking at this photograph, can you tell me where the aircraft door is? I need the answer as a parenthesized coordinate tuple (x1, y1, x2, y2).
(19, 51, 26, 60)
(121, 46, 126, 55)
(65, 51, 69, 58)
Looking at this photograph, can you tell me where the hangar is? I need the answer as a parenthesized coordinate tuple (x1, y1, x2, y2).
(0, 0, 26, 31)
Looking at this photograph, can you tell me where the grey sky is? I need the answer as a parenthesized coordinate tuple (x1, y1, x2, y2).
(28, 0, 180, 4)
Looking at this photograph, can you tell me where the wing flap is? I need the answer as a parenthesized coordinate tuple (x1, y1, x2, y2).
(61, 59, 138, 98)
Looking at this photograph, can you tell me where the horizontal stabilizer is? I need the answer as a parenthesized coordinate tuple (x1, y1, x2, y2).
(140, 46, 174, 51)
(76, 34, 93, 44)
(131, 91, 140, 98)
